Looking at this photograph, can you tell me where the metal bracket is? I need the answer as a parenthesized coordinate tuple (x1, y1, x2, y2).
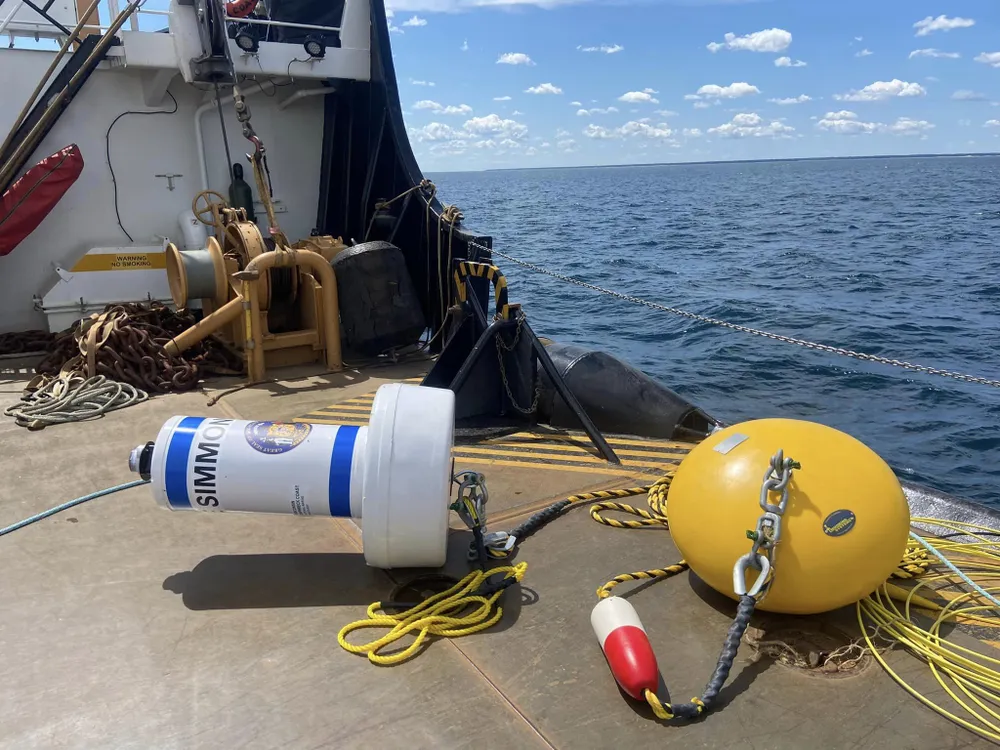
(423, 268, 620, 464)
(155, 173, 183, 191)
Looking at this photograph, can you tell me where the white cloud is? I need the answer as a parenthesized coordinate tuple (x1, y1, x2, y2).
(577, 106, 618, 116)
(708, 112, 795, 138)
(682, 128, 703, 137)
(975, 52, 1000, 68)
(952, 90, 986, 101)
(883, 117, 934, 135)
(692, 82, 760, 99)
(768, 94, 812, 105)
(410, 79, 435, 86)
(693, 101, 711, 109)
(619, 119, 673, 139)
(525, 83, 562, 95)
(512, 109, 524, 115)
(774, 56, 806, 67)
(654, 110, 678, 117)
(402, 15, 427, 26)
(493, 95, 512, 101)
(413, 100, 472, 115)
(834, 79, 926, 102)
(461, 39, 468, 52)
(855, 48, 873, 57)
(497, 52, 535, 66)
(569, 101, 582, 107)
(411, 112, 530, 154)
(409, 122, 463, 142)
(986, 120, 1000, 128)
(909, 48, 960, 59)
(578, 44, 623, 54)
(386, 8, 394, 16)
(707, 28, 791, 53)
(618, 90, 660, 104)
(464, 114, 528, 139)
(854, 36, 863, 42)
(816, 110, 934, 135)
(389, 21, 404, 34)
(525, 146, 538, 156)
(583, 124, 615, 139)
(583, 119, 674, 140)
(914, 15, 975, 36)
(557, 139, 577, 152)
(556, 128, 572, 138)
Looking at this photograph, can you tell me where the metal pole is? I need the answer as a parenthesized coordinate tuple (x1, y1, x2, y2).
(0, 0, 101, 158)
(524, 319, 620, 464)
(0, 0, 27, 36)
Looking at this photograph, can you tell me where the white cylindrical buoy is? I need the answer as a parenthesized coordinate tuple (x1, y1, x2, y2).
(129, 383, 455, 569)
(591, 596, 660, 700)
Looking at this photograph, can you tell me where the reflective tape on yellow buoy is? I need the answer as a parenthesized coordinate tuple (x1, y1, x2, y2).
(667, 419, 910, 615)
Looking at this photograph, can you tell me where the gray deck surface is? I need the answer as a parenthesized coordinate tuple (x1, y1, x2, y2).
(0, 362, 992, 749)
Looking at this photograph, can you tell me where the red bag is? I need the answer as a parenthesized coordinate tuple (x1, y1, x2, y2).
(0, 144, 84, 257)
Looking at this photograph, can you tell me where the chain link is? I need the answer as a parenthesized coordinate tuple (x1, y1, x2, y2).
(480, 244, 1000, 389)
(495, 314, 541, 415)
(733, 451, 799, 599)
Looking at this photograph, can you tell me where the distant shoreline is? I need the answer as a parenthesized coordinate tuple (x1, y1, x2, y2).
(470, 152, 1000, 174)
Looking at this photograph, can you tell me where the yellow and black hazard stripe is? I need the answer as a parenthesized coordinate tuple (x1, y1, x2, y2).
(453, 261, 510, 320)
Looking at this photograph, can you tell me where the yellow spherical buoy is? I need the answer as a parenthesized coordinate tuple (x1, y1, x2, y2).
(668, 419, 909, 615)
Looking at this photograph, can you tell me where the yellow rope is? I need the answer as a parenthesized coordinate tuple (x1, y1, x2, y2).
(858, 519, 1000, 743)
(337, 562, 527, 665)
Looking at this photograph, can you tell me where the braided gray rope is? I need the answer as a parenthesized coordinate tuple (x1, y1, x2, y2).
(5, 374, 148, 428)
(486, 246, 1000, 389)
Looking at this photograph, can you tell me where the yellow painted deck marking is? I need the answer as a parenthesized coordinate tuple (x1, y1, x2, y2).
(296, 391, 698, 479)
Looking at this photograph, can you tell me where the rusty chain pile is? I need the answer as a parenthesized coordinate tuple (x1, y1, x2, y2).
(4, 303, 244, 429)
(0, 330, 57, 356)
(35, 302, 243, 393)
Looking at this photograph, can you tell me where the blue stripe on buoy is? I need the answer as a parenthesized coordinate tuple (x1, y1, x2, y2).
(165, 417, 206, 509)
(328, 425, 359, 517)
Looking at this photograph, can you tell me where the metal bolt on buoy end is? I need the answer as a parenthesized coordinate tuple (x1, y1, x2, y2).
(128, 445, 144, 474)
(128, 442, 155, 481)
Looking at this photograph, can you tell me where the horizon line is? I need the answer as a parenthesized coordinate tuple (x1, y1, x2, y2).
(429, 151, 1000, 174)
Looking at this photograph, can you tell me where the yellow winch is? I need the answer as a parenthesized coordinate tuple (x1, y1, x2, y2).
(668, 418, 910, 615)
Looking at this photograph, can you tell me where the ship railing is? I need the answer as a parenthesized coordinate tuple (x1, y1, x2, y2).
(2, 0, 341, 45)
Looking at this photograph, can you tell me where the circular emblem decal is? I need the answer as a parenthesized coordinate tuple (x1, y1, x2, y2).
(244, 421, 312, 454)
(823, 509, 856, 538)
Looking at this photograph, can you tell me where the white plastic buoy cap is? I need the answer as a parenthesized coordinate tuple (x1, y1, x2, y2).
(362, 383, 455, 569)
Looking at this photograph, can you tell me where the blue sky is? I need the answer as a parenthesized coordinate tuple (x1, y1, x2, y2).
(388, 0, 1000, 170)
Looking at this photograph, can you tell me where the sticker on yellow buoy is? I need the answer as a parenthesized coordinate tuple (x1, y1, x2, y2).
(667, 419, 910, 615)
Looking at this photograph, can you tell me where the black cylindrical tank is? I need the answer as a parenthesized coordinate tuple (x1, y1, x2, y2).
(332, 241, 425, 356)
(538, 342, 717, 441)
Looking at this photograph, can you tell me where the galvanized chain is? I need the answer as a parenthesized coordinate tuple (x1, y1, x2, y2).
(479, 243, 1000, 389)
(495, 314, 541, 415)
(451, 471, 516, 562)
(732, 451, 799, 600)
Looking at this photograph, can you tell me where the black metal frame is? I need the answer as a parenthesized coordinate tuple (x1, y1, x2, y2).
(0, 0, 74, 36)
(423, 273, 620, 465)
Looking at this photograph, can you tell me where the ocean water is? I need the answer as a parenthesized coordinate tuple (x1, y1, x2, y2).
(430, 156, 1000, 506)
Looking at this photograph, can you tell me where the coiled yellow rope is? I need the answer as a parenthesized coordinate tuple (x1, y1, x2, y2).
(859, 517, 1000, 743)
(337, 562, 527, 665)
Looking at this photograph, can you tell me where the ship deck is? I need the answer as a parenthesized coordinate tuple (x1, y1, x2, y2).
(0, 358, 994, 749)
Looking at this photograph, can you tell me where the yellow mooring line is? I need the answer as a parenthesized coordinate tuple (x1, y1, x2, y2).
(295, 389, 696, 479)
